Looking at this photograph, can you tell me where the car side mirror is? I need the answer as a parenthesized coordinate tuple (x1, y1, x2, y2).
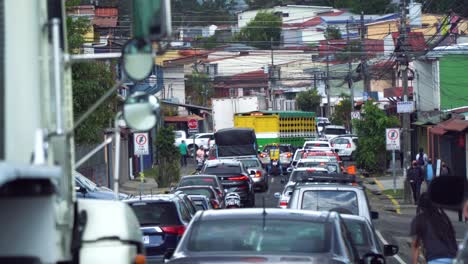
(383, 245, 399, 256)
(287, 167, 293, 173)
(274, 192, 281, 199)
(360, 253, 385, 264)
(371, 211, 379, 219)
(291, 161, 297, 167)
(75, 186, 87, 194)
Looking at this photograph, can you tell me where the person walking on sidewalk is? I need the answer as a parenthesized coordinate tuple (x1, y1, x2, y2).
(407, 160, 423, 204)
(440, 161, 451, 176)
(416, 148, 428, 174)
(179, 140, 188, 167)
(410, 193, 458, 264)
(426, 158, 435, 186)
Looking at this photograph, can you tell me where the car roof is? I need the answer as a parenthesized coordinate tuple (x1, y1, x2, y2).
(176, 185, 215, 191)
(124, 194, 180, 203)
(188, 194, 210, 200)
(180, 174, 218, 179)
(304, 141, 329, 144)
(295, 183, 364, 190)
(292, 166, 329, 172)
(339, 214, 370, 223)
(196, 208, 338, 222)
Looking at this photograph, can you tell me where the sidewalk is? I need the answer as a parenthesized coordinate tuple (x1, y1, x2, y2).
(120, 161, 197, 195)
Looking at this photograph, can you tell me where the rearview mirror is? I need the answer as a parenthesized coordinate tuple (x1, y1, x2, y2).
(383, 244, 399, 256)
(123, 92, 160, 131)
(122, 38, 154, 81)
(287, 167, 293, 173)
(428, 176, 466, 209)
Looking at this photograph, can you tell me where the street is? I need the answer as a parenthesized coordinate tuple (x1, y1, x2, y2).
(254, 173, 467, 264)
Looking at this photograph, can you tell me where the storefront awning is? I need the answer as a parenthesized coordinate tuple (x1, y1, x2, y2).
(429, 126, 447, 135)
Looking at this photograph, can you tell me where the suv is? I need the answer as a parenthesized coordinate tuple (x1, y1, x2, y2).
(174, 185, 224, 209)
(125, 194, 193, 263)
(322, 125, 347, 140)
(330, 135, 358, 160)
(286, 174, 379, 223)
(200, 159, 255, 207)
(220, 156, 268, 192)
(176, 175, 225, 200)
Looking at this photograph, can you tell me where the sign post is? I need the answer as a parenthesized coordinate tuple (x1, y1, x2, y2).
(134, 133, 149, 194)
(187, 118, 199, 159)
(386, 128, 401, 193)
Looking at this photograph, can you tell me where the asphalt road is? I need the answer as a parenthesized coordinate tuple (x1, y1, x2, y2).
(254, 171, 467, 264)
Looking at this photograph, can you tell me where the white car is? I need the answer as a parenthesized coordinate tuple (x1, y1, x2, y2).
(303, 140, 332, 152)
(330, 135, 358, 160)
(174, 130, 187, 146)
(187, 133, 214, 153)
(321, 125, 347, 140)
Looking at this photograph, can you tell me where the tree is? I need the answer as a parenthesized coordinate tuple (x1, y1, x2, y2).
(155, 126, 181, 187)
(325, 26, 342, 40)
(296, 88, 322, 113)
(245, 0, 282, 9)
(353, 101, 400, 174)
(416, 0, 468, 17)
(185, 73, 213, 106)
(235, 11, 282, 49)
(351, 0, 395, 14)
(330, 94, 351, 130)
(66, 5, 116, 144)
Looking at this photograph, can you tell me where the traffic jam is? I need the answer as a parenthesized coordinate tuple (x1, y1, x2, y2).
(122, 124, 400, 264)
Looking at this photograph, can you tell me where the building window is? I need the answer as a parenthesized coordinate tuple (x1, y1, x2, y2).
(283, 13, 289, 17)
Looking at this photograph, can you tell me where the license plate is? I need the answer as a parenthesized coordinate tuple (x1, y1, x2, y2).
(143, 235, 150, 244)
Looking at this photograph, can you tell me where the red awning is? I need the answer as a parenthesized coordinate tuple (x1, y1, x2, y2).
(430, 126, 447, 135)
(164, 115, 204, 122)
(438, 118, 468, 132)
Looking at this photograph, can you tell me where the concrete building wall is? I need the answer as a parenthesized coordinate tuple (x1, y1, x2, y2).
(414, 60, 439, 111)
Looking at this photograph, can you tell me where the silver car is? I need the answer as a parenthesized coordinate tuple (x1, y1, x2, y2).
(219, 156, 268, 192)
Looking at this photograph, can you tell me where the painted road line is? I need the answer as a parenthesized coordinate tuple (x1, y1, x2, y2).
(376, 230, 407, 264)
(373, 177, 401, 214)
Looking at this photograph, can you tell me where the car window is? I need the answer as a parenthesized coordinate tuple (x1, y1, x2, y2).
(179, 177, 217, 188)
(174, 131, 183, 138)
(301, 190, 359, 215)
(340, 220, 358, 261)
(290, 170, 328, 181)
(178, 200, 192, 223)
(200, 135, 212, 139)
(240, 159, 260, 168)
(179, 188, 214, 199)
(296, 162, 339, 173)
(74, 172, 97, 191)
(304, 143, 329, 148)
(128, 202, 181, 226)
(342, 219, 372, 247)
(324, 128, 346, 135)
(203, 164, 241, 174)
(187, 219, 331, 253)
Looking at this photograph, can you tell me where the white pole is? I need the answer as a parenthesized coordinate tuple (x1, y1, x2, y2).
(114, 112, 122, 199)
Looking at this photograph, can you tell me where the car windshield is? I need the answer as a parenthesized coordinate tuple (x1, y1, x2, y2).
(263, 146, 291, 153)
(174, 131, 183, 138)
(240, 159, 261, 168)
(290, 170, 328, 182)
(74, 172, 97, 191)
(179, 177, 217, 188)
(301, 191, 359, 215)
(324, 128, 346, 135)
(187, 219, 331, 253)
(128, 202, 181, 226)
(179, 188, 214, 199)
(203, 164, 241, 174)
(304, 143, 329, 148)
(342, 218, 372, 247)
(296, 162, 339, 173)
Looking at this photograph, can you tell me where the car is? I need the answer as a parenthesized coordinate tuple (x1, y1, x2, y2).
(321, 125, 347, 140)
(231, 156, 268, 192)
(302, 150, 343, 167)
(174, 186, 224, 209)
(331, 135, 358, 160)
(200, 159, 255, 207)
(187, 195, 213, 211)
(172, 191, 198, 217)
(176, 175, 225, 200)
(167, 209, 386, 264)
(286, 174, 379, 223)
(125, 194, 193, 263)
(174, 130, 187, 147)
(295, 159, 342, 174)
(341, 214, 399, 261)
(317, 117, 331, 134)
(74, 171, 129, 200)
(302, 140, 332, 152)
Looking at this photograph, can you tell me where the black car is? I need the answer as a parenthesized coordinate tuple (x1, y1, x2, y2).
(172, 191, 198, 217)
(167, 209, 386, 264)
(125, 194, 193, 263)
(175, 185, 224, 209)
(176, 175, 225, 200)
(201, 159, 255, 207)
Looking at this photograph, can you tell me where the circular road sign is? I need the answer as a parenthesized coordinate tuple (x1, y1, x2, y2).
(188, 118, 198, 129)
(387, 129, 399, 140)
(135, 134, 147, 145)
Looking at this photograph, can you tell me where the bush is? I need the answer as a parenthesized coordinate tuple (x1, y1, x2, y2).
(155, 126, 180, 187)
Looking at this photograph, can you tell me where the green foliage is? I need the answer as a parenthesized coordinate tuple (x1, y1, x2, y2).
(325, 26, 342, 40)
(330, 94, 351, 129)
(246, 0, 282, 9)
(415, 0, 467, 17)
(186, 73, 213, 106)
(296, 88, 322, 113)
(235, 11, 282, 49)
(71, 62, 116, 144)
(172, 0, 235, 26)
(66, 17, 91, 53)
(155, 126, 181, 187)
(194, 35, 223, 50)
(353, 102, 400, 173)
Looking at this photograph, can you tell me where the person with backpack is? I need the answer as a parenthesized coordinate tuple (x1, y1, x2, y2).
(407, 160, 423, 204)
(416, 148, 428, 174)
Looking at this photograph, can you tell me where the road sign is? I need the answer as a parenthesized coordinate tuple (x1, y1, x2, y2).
(134, 133, 149, 155)
(351, 111, 361, 120)
(397, 101, 414, 113)
(386, 128, 400, 150)
(187, 118, 198, 129)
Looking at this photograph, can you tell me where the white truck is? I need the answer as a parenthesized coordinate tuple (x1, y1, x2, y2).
(212, 96, 267, 132)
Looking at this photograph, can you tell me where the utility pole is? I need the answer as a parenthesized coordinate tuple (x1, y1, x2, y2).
(399, 0, 412, 203)
(347, 20, 355, 133)
(326, 42, 331, 118)
(360, 11, 370, 93)
(269, 38, 275, 110)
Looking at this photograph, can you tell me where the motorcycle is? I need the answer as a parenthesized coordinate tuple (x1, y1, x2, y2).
(269, 158, 281, 176)
(225, 192, 241, 208)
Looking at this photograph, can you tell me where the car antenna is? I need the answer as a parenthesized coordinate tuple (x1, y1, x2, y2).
(262, 196, 267, 230)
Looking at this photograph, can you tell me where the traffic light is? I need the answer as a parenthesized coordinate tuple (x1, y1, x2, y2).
(132, 0, 171, 41)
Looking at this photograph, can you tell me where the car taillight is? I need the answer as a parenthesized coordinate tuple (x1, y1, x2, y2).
(228, 176, 249, 181)
(346, 143, 351, 148)
(211, 199, 220, 209)
(255, 171, 262, 178)
(279, 201, 288, 207)
(161, 225, 186, 236)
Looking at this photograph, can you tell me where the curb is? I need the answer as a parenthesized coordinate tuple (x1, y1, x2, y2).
(372, 177, 401, 214)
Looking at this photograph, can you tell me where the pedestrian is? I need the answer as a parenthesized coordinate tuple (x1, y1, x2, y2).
(179, 140, 188, 167)
(407, 160, 423, 204)
(440, 161, 451, 176)
(426, 158, 434, 185)
(416, 148, 428, 175)
(410, 192, 458, 264)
